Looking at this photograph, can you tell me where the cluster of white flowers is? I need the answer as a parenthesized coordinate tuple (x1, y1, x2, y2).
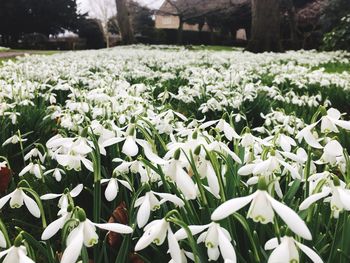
(0, 46, 350, 263)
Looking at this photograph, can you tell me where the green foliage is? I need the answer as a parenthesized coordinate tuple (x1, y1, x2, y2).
(323, 15, 350, 51)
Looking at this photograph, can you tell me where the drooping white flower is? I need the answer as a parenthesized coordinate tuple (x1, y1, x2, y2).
(2, 134, 27, 146)
(296, 123, 322, 149)
(41, 208, 72, 240)
(46, 136, 94, 172)
(135, 191, 184, 228)
(43, 168, 65, 182)
(175, 222, 236, 262)
(135, 218, 169, 251)
(211, 187, 312, 240)
(300, 178, 350, 218)
(319, 140, 343, 165)
(0, 245, 34, 263)
(24, 147, 46, 163)
(0, 188, 40, 218)
(18, 162, 45, 178)
(41, 184, 83, 214)
(265, 236, 323, 263)
(163, 159, 197, 200)
(61, 209, 133, 263)
(320, 108, 350, 133)
(101, 177, 132, 202)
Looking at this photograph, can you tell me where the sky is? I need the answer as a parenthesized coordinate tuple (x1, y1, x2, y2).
(77, 0, 164, 16)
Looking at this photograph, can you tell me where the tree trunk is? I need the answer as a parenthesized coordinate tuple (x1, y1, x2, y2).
(116, 0, 134, 45)
(286, 0, 300, 49)
(247, 0, 283, 53)
(177, 17, 184, 45)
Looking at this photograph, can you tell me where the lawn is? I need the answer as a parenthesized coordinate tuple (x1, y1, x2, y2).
(0, 46, 350, 263)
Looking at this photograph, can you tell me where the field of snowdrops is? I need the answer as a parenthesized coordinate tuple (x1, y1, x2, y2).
(1, 45, 350, 263)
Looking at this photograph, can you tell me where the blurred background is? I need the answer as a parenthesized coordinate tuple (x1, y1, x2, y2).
(0, 0, 349, 52)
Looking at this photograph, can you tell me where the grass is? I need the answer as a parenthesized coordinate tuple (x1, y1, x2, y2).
(313, 62, 350, 73)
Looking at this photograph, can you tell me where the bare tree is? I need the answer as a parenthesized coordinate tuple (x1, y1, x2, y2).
(88, 0, 116, 47)
(116, 0, 135, 44)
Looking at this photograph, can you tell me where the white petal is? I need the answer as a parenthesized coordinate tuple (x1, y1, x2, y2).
(153, 192, 184, 207)
(218, 228, 236, 262)
(168, 228, 182, 263)
(0, 192, 13, 209)
(238, 164, 255, 176)
(137, 140, 166, 165)
(102, 137, 125, 148)
(137, 195, 151, 228)
(105, 179, 119, 202)
(122, 136, 139, 157)
(174, 224, 210, 240)
(333, 119, 350, 130)
(296, 241, 323, 263)
(267, 240, 291, 263)
(211, 193, 256, 221)
(40, 193, 61, 200)
(264, 238, 279, 250)
(18, 248, 35, 263)
(41, 215, 68, 240)
(267, 194, 312, 240)
(277, 159, 300, 179)
(61, 226, 84, 263)
(94, 222, 133, 234)
(303, 130, 323, 149)
(327, 108, 341, 119)
(324, 140, 343, 157)
(81, 157, 93, 172)
(70, 184, 84, 197)
(118, 179, 132, 192)
(175, 167, 197, 200)
(23, 193, 41, 218)
(206, 163, 220, 198)
(0, 231, 7, 248)
(299, 189, 331, 210)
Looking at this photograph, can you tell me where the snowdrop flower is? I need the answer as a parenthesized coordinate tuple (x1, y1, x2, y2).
(135, 218, 181, 263)
(47, 136, 93, 172)
(196, 156, 220, 198)
(103, 124, 165, 163)
(276, 133, 296, 152)
(265, 236, 323, 263)
(24, 147, 45, 163)
(300, 177, 350, 218)
(18, 162, 45, 178)
(200, 119, 240, 140)
(135, 191, 184, 228)
(175, 222, 236, 262)
(296, 123, 322, 149)
(41, 207, 72, 240)
(2, 134, 27, 146)
(319, 140, 343, 165)
(0, 237, 34, 263)
(211, 179, 312, 240)
(61, 208, 133, 263)
(4, 111, 20, 124)
(163, 157, 197, 200)
(135, 218, 169, 251)
(0, 188, 40, 218)
(239, 152, 300, 179)
(41, 184, 83, 214)
(101, 176, 132, 202)
(43, 168, 65, 182)
(320, 108, 350, 133)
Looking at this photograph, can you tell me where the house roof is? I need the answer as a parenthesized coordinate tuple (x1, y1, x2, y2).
(156, 0, 250, 19)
